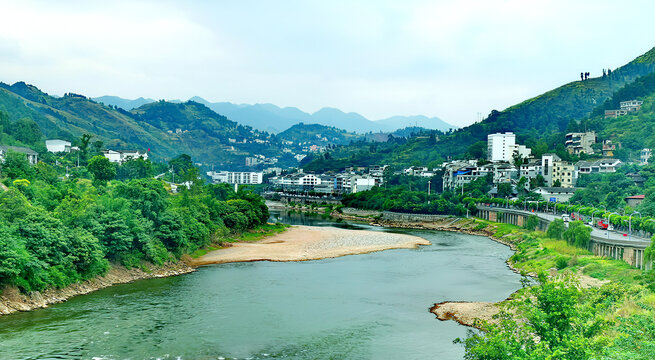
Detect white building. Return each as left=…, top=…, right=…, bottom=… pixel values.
left=487, top=132, right=516, bottom=162
left=620, top=100, right=643, bottom=112
left=102, top=149, right=149, bottom=164
left=207, top=171, right=263, bottom=184
left=641, top=148, right=651, bottom=165
left=565, top=132, right=596, bottom=155
left=45, top=139, right=72, bottom=153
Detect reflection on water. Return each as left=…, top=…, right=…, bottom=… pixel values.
left=0, top=212, right=521, bottom=360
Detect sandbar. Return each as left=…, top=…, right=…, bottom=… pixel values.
left=190, top=225, right=430, bottom=265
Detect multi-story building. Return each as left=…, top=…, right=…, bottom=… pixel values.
left=620, top=100, right=643, bottom=112
left=602, top=140, right=616, bottom=157
left=604, top=109, right=628, bottom=118
left=487, top=132, right=516, bottom=162
left=207, top=171, right=263, bottom=184
left=565, top=131, right=596, bottom=155
left=551, top=161, right=576, bottom=188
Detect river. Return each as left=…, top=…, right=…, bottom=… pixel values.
left=0, top=212, right=521, bottom=359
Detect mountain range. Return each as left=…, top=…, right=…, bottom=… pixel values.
left=93, top=95, right=457, bottom=134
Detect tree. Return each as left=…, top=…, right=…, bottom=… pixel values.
left=87, top=155, right=116, bottom=184
left=1, top=150, right=35, bottom=180
left=553, top=179, right=562, bottom=187
left=497, top=183, right=513, bottom=198
left=547, top=218, right=566, bottom=240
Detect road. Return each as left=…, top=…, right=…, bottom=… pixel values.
left=478, top=205, right=651, bottom=248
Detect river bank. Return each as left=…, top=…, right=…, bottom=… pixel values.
left=0, top=262, right=194, bottom=316
left=190, top=225, right=431, bottom=265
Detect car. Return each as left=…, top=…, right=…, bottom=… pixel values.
left=562, top=214, right=571, bottom=222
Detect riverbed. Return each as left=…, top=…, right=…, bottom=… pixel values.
left=0, top=214, right=521, bottom=359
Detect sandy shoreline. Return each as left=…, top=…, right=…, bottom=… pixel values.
left=190, top=225, right=431, bottom=265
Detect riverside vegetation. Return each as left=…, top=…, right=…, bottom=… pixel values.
left=456, top=219, right=655, bottom=360
left=0, top=145, right=276, bottom=295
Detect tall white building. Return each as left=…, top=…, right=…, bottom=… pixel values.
left=207, top=171, right=263, bottom=184
left=487, top=132, right=516, bottom=162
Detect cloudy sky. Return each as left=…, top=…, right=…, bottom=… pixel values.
left=0, top=0, right=654, bottom=127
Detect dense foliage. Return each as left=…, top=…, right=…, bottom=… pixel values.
left=0, top=150, right=269, bottom=293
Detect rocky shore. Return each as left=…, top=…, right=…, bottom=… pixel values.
left=0, top=262, right=194, bottom=316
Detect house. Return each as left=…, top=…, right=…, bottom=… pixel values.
left=620, top=100, right=643, bottom=112
left=45, top=139, right=72, bottom=153
left=576, top=159, right=622, bottom=174
left=602, top=140, right=615, bottom=157
left=102, top=149, right=149, bottom=164
left=604, top=109, right=628, bottom=118
left=640, top=148, right=651, bottom=165
left=625, top=195, right=645, bottom=208
left=533, top=187, right=579, bottom=202
left=565, top=131, right=596, bottom=155
left=0, top=145, right=38, bottom=165
left=541, top=154, right=575, bottom=187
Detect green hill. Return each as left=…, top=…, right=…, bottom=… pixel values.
left=0, top=82, right=297, bottom=168
left=304, top=46, right=655, bottom=171
left=277, top=123, right=364, bottom=146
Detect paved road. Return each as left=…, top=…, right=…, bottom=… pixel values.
left=478, top=206, right=652, bottom=248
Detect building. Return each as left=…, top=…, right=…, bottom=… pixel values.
left=512, top=144, right=532, bottom=159
left=487, top=132, right=516, bottom=162
left=640, top=148, right=651, bottom=165
left=602, top=140, right=615, bottom=157
left=620, top=100, right=643, bottom=112
left=45, top=139, right=72, bottom=153
left=533, top=187, right=578, bottom=202
left=0, top=145, right=38, bottom=165
left=102, top=149, right=149, bottom=164
left=625, top=195, right=645, bottom=208
left=576, top=159, right=622, bottom=174
left=207, top=171, right=263, bottom=184
left=565, top=131, right=596, bottom=155
left=551, top=161, right=576, bottom=188
left=604, top=109, right=628, bottom=118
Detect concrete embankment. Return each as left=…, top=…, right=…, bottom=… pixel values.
left=0, top=262, right=194, bottom=316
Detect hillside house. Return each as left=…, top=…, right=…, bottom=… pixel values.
left=0, top=145, right=38, bottom=165
left=45, top=139, right=72, bottom=153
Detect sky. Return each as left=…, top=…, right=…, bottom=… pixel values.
left=0, top=0, right=654, bottom=127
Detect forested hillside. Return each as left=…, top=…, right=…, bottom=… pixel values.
left=0, top=82, right=294, bottom=167
left=277, top=123, right=364, bottom=146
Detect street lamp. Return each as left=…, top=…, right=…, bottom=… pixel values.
left=606, top=212, right=620, bottom=239
left=629, top=211, right=641, bottom=241
left=427, top=180, right=431, bottom=204
left=586, top=204, right=596, bottom=225
left=505, top=196, right=510, bottom=209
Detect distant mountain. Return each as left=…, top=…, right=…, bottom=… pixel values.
left=94, top=95, right=154, bottom=110
left=96, top=95, right=457, bottom=134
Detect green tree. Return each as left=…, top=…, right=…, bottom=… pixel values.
left=547, top=218, right=566, bottom=240
left=1, top=150, right=36, bottom=180
left=87, top=155, right=116, bottom=184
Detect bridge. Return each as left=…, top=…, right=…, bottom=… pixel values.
left=476, top=205, right=652, bottom=270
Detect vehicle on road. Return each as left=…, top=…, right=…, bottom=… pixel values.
left=562, top=214, right=571, bottom=222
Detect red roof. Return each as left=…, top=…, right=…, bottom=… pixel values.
left=625, top=195, right=645, bottom=199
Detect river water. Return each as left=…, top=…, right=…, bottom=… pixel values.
left=0, top=213, right=521, bottom=359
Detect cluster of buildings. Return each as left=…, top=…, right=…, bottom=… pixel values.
left=268, top=167, right=385, bottom=195
left=245, top=155, right=278, bottom=167
left=442, top=131, right=628, bottom=201
left=604, top=100, right=643, bottom=118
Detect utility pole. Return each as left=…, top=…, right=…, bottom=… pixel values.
left=427, top=180, right=431, bottom=204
